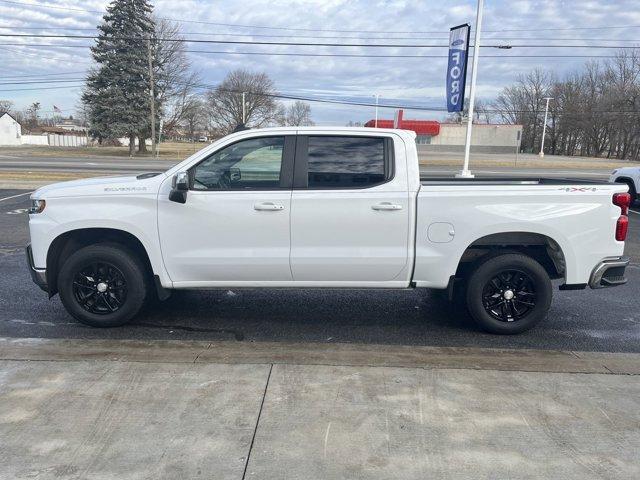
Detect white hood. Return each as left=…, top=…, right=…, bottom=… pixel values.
left=32, top=174, right=165, bottom=199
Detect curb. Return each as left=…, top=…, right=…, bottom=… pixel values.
left=2, top=337, right=639, bottom=375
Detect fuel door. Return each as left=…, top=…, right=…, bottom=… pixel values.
left=428, top=222, right=455, bottom=243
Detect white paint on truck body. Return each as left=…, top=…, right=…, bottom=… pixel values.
left=29, top=127, right=627, bottom=291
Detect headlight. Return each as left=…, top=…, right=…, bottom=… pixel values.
left=611, top=170, right=618, bottom=175
left=28, top=199, right=46, bottom=214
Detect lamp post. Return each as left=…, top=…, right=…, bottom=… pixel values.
left=539, top=96, right=553, bottom=158
left=146, top=39, right=156, bottom=157
left=242, top=92, right=247, bottom=124
left=374, top=94, right=379, bottom=127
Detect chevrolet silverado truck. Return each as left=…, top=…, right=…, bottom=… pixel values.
left=27, top=127, right=631, bottom=334
left=611, top=166, right=640, bottom=205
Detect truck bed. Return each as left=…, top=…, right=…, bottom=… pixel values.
left=420, top=176, right=609, bottom=186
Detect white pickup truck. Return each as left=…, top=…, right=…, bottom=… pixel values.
left=611, top=166, right=640, bottom=205
left=27, top=127, right=631, bottom=334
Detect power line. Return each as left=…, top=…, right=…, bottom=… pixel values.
left=0, top=33, right=638, bottom=50
left=0, top=25, right=636, bottom=43
left=0, top=32, right=466, bottom=47
left=0, top=78, right=84, bottom=85
left=0, top=70, right=86, bottom=79
left=0, top=83, right=84, bottom=92
left=0, top=42, right=625, bottom=59
left=5, top=79, right=640, bottom=119
left=183, top=50, right=623, bottom=59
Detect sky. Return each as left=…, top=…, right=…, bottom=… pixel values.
left=0, top=0, right=639, bottom=125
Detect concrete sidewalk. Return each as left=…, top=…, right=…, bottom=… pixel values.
left=1, top=338, right=640, bottom=480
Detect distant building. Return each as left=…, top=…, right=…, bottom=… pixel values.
left=54, top=119, right=86, bottom=133
left=0, top=112, right=22, bottom=146
left=364, top=118, right=440, bottom=144
left=41, top=126, right=85, bottom=136
left=365, top=117, right=522, bottom=154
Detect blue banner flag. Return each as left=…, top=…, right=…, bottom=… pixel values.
left=446, top=24, right=470, bottom=113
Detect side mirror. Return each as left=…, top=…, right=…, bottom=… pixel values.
left=169, top=171, right=189, bottom=204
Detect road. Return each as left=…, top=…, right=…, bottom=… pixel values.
left=1, top=187, right=639, bottom=352
left=0, top=154, right=176, bottom=174
left=0, top=152, right=621, bottom=179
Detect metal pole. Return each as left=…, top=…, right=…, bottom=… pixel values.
left=539, top=97, right=552, bottom=158
left=457, top=0, right=484, bottom=178
left=374, top=94, right=379, bottom=127
left=157, top=119, right=163, bottom=158
left=242, top=92, right=246, bottom=124
left=146, top=39, right=156, bottom=157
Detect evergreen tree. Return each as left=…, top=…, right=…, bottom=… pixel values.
left=82, top=0, right=155, bottom=155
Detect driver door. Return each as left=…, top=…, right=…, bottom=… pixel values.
left=158, top=135, right=295, bottom=285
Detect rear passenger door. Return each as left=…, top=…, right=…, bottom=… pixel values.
left=290, top=134, right=410, bottom=284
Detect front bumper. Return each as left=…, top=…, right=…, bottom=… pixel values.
left=26, top=244, right=48, bottom=293
left=589, top=256, right=630, bottom=289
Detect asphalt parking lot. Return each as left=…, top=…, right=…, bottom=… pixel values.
left=1, top=188, right=639, bottom=352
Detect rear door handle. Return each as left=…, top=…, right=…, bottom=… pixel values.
left=372, top=202, right=403, bottom=211
left=254, top=202, right=285, bottom=211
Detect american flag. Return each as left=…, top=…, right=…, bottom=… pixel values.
left=53, top=105, right=62, bottom=113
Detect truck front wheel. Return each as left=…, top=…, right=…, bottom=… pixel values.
left=465, top=253, right=552, bottom=334
left=58, top=244, right=148, bottom=327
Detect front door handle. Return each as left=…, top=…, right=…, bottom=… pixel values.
left=372, top=202, right=403, bottom=211
left=254, top=202, right=285, bottom=211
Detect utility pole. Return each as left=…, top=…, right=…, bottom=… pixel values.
left=146, top=39, right=156, bottom=157
left=374, top=94, right=379, bottom=127
left=457, top=0, right=484, bottom=178
left=539, top=97, right=553, bottom=158
left=242, top=92, right=246, bottom=124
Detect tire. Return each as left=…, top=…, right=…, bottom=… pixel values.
left=465, top=253, right=552, bottom=334
left=58, top=243, right=148, bottom=327
left=618, top=180, right=637, bottom=206
left=627, top=182, right=638, bottom=206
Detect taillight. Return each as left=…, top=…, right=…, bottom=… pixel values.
left=616, top=215, right=629, bottom=241
left=613, top=192, right=631, bottom=215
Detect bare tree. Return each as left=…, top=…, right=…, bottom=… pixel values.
left=25, top=101, right=41, bottom=130
left=0, top=100, right=13, bottom=115
left=492, top=69, right=552, bottom=153
left=493, top=51, right=640, bottom=159
left=278, top=100, right=314, bottom=126
left=446, top=98, right=492, bottom=124
left=205, top=69, right=280, bottom=133
left=147, top=18, right=202, bottom=149
left=179, top=96, right=206, bottom=140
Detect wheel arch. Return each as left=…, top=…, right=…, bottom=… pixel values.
left=454, top=231, right=567, bottom=281
left=614, top=176, right=636, bottom=194
left=46, top=228, right=155, bottom=297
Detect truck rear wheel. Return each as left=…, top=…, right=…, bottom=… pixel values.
left=465, top=253, right=552, bottom=334
left=58, top=244, right=148, bottom=327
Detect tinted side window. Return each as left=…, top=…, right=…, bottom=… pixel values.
left=307, top=136, right=387, bottom=189
left=192, top=136, right=284, bottom=190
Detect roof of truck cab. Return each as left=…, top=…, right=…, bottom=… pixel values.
left=239, top=126, right=417, bottom=139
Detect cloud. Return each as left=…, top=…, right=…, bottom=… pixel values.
left=0, top=0, right=636, bottom=123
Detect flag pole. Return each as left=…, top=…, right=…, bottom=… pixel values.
left=457, top=0, right=484, bottom=178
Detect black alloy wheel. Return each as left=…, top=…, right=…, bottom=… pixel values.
left=72, top=261, right=127, bottom=315
left=465, top=253, right=552, bottom=334
left=481, top=269, right=537, bottom=323
left=58, top=243, right=148, bottom=327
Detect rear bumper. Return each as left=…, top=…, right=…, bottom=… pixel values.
left=589, top=256, right=630, bottom=289
left=26, top=244, right=48, bottom=293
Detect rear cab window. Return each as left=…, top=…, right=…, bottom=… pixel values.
left=295, top=135, right=393, bottom=189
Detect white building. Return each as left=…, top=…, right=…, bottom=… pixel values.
left=425, top=123, right=523, bottom=154
left=0, top=112, right=22, bottom=146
